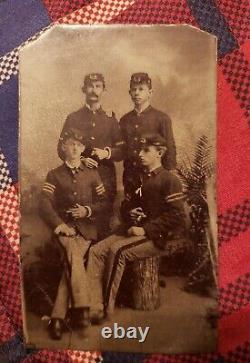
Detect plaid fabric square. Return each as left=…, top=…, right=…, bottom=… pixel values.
left=0, top=334, right=27, bottom=363
left=43, top=0, right=92, bottom=21
left=22, top=350, right=71, bottom=363
left=0, top=151, right=12, bottom=191
left=0, top=234, right=22, bottom=329
left=218, top=199, right=250, bottom=244
left=217, top=0, right=250, bottom=45
left=219, top=273, right=250, bottom=316
left=219, top=49, right=250, bottom=122
left=0, top=50, right=19, bottom=85
left=111, top=0, right=196, bottom=25
left=143, top=353, right=214, bottom=363
left=103, top=352, right=147, bottom=363
left=223, top=341, right=250, bottom=363
left=0, top=303, right=16, bottom=343
left=59, top=0, right=136, bottom=24
left=0, top=185, right=19, bottom=253
left=68, top=350, right=103, bottom=362
left=187, top=0, right=238, bottom=57
left=0, top=26, right=52, bottom=87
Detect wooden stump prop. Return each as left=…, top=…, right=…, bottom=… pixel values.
left=131, top=256, right=160, bottom=311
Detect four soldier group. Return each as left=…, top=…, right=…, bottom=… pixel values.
left=40, top=72, right=187, bottom=340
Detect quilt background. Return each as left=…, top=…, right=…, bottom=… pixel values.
left=0, top=0, right=249, bottom=362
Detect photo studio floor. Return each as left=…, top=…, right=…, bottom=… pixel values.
left=25, top=276, right=217, bottom=354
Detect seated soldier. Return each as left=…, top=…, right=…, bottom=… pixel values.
left=39, top=128, right=107, bottom=340
left=87, top=134, right=187, bottom=324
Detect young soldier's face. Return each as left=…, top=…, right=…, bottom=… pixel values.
left=84, top=81, right=104, bottom=103
left=139, top=145, right=162, bottom=167
left=129, top=83, right=152, bottom=107
left=62, top=138, right=85, bottom=161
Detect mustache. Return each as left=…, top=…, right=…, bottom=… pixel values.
left=89, top=93, right=98, bottom=98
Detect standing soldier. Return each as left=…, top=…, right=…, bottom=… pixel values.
left=58, top=73, right=124, bottom=238
left=40, top=128, right=107, bottom=340
left=120, top=72, right=176, bottom=196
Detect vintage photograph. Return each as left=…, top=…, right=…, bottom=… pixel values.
left=19, top=24, right=218, bottom=353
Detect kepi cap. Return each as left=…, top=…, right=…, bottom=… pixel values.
left=140, top=133, right=167, bottom=148
left=58, top=128, right=87, bottom=160
left=83, top=73, right=105, bottom=89
left=130, top=72, right=152, bottom=89
left=59, top=128, right=86, bottom=145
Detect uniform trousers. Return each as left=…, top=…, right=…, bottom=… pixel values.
left=51, top=236, right=91, bottom=320
left=87, top=234, right=165, bottom=314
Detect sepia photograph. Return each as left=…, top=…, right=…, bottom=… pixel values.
left=19, top=24, right=218, bottom=354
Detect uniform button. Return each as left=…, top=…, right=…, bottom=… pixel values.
left=133, top=161, right=137, bottom=166
left=92, top=123, right=96, bottom=127
left=134, top=137, right=138, bottom=141
left=73, top=179, right=76, bottom=183
left=73, top=191, right=77, bottom=196
left=91, top=136, right=95, bottom=140
left=135, top=125, right=139, bottom=128
left=134, top=150, right=138, bottom=154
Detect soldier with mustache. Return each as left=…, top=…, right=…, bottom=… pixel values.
left=58, top=73, right=124, bottom=238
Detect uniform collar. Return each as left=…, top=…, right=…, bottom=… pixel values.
left=134, top=104, right=152, bottom=116
left=85, top=103, right=103, bottom=114
left=64, top=160, right=85, bottom=171
left=143, top=166, right=164, bottom=177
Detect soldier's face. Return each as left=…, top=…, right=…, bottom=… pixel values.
left=62, top=139, right=85, bottom=161
left=84, top=81, right=104, bottom=103
left=139, top=146, right=162, bottom=167
left=129, top=84, right=152, bottom=106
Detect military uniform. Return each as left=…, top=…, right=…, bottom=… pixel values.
left=40, top=129, right=107, bottom=321
left=120, top=73, right=176, bottom=194
left=87, top=135, right=187, bottom=314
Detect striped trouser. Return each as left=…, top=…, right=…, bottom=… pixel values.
left=51, top=236, right=91, bottom=320
left=87, top=234, right=163, bottom=314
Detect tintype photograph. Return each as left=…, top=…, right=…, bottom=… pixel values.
left=19, top=24, right=218, bottom=353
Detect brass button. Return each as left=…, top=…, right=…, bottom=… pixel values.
left=133, top=161, right=137, bottom=166
left=91, top=136, right=95, bottom=140
left=92, top=123, right=96, bottom=127
left=135, top=125, right=139, bottom=128
left=73, top=191, right=77, bottom=196
left=73, top=180, right=76, bottom=183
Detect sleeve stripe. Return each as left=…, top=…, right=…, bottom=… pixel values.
left=42, top=187, right=54, bottom=194
left=165, top=192, right=183, bottom=201
left=96, top=184, right=104, bottom=190
left=96, top=189, right=105, bottom=194
left=96, top=189, right=105, bottom=195
left=166, top=195, right=185, bottom=203
left=115, top=141, right=125, bottom=146
left=44, top=182, right=55, bottom=189
left=43, top=184, right=55, bottom=191
left=84, top=206, right=92, bottom=218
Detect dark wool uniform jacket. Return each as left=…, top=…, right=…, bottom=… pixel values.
left=39, top=163, right=107, bottom=241
left=120, top=106, right=177, bottom=172
left=120, top=167, right=187, bottom=249
left=58, top=105, right=124, bottom=201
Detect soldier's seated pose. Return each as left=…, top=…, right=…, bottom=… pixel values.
left=87, top=134, right=187, bottom=324
left=40, top=128, right=107, bottom=340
